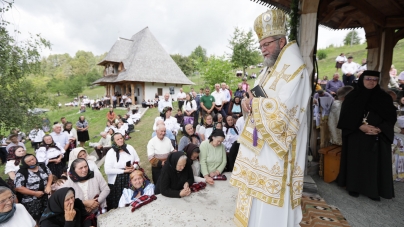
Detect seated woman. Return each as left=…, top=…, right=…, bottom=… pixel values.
left=213, top=113, right=223, bottom=124
left=63, top=159, right=110, bottom=215
left=118, top=170, right=155, bottom=207
left=36, top=135, right=65, bottom=178
left=68, top=147, right=99, bottom=174
left=198, top=115, right=214, bottom=141
left=184, top=144, right=211, bottom=184
left=104, top=133, right=140, bottom=210
left=228, top=96, right=243, bottom=118
left=5, top=146, right=26, bottom=188
left=199, top=130, right=227, bottom=184
left=156, top=152, right=194, bottom=198
left=40, top=187, right=91, bottom=227
left=0, top=186, right=36, bottom=227
left=178, top=124, right=201, bottom=151
left=15, top=154, right=52, bottom=224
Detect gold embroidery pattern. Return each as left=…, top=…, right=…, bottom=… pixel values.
left=230, top=152, right=289, bottom=207
left=268, top=64, right=292, bottom=90
left=253, top=97, right=301, bottom=159
left=234, top=188, right=252, bottom=227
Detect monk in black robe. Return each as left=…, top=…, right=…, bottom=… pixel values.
left=337, top=70, right=396, bottom=201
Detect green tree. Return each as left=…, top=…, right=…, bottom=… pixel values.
left=0, top=1, right=54, bottom=132
left=190, top=45, right=207, bottom=63
left=171, top=54, right=195, bottom=76
left=61, top=76, right=85, bottom=97
left=228, top=27, right=259, bottom=75
left=343, top=30, right=361, bottom=46
left=198, top=55, right=235, bottom=89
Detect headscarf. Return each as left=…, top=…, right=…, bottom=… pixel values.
left=7, top=146, right=24, bottom=166
left=68, top=159, right=94, bottom=183
left=213, top=122, right=222, bottom=131
left=111, top=133, right=130, bottom=161
left=224, top=118, right=239, bottom=135
left=167, top=152, right=187, bottom=173
left=185, top=95, right=194, bottom=109
left=129, top=171, right=151, bottom=199
left=208, top=129, right=226, bottom=142
left=183, top=143, right=199, bottom=164
left=39, top=136, right=61, bottom=151
left=68, top=147, right=97, bottom=168
left=64, top=122, right=72, bottom=134
left=338, top=70, right=397, bottom=142
left=19, top=154, right=39, bottom=170
left=78, top=116, right=85, bottom=123
left=0, top=203, right=16, bottom=223
left=161, top=106, right=172, bottom=121
left=40, top=187, right=87, bottom=227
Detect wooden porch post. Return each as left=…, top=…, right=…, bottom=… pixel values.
left=299, top=0, right=320, bottom=175
left=379, top=28, right=395, bottom=89
left=131, top=83, right=135, bottom=105
left=105, top=85, right=108, bottom=96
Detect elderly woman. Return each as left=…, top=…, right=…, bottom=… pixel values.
left=15, top=154, right=52, bottom=223
left=0, top=186, right=36, bottom=226
left=63, top=159, right=110, bottom=215
left=198, top=114, right=214, bottom=141
left=40, top=187, right=91, bottom=227
left=36, top=135, right=65, bottom=178
left=104, top=133, right=140, bottom=210
left=222, top=116, right=239, bottom=153
left=5, top=146, right=26, bottom=187
left=76, top=116, right=89, bottom=148
left=337, top=70, right=397, bottom=201
left=156, top=152, right=194, bottom=198
left=228, top=96, right=242, bottom=118
left=178, top=124, right=201, bottom=151
left=118, top=170, right=155, bottom=207
left=199, top=129, right=227, bottom=184
left=68, top=147, right=99, bottom=174
left=184, top=144, right=210, bottom=184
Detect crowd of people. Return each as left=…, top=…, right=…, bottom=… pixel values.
left=0, top=78, right=250, bottom=226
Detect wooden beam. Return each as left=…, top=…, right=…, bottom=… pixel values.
left=385, top=16, right=404, bottom=28
left=323, top=8, right=336, bottom=23
left=348, top=0, right=384, bottom=27
left=338, top=17, right=352, bottom=29
left=385, top=0, right=404, bottom=13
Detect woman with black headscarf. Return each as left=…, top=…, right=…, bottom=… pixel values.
left=40, top=187, right=91, bottom=227
left=337, top=70, right=397, bottom=201
left=155, top=152, right=194, bottom=198
left=178, top=123, right=201, bottom=151
left=63, top=159, right=110, bottom=215
left=184, top=143, right=210, bottom=184
left=36, top=135, right=65, bottom=178
left=104, top=133, right=140, bottom=210
left=14, top=154, right=52, bottom=223
left=76, top=116, right=89, bottom=148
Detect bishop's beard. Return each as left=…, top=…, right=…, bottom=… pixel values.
left=263, top=43, right=281, bottom=68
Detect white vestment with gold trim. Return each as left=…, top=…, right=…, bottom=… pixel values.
left=230, top=41, right=311, bottom=227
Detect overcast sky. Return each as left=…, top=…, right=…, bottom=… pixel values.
left=5, top=0, right=365, bottom=57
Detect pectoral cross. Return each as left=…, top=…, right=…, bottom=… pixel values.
left=269, top=64, right=292, bottom=90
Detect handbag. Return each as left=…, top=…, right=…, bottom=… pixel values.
left=183, top=116, right=194, bottom=125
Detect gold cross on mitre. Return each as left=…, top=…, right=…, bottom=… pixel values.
left=269, top=64, right=292, bottom=90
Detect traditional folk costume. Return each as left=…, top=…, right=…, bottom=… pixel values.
left=230, top=9, right=311, bottom=227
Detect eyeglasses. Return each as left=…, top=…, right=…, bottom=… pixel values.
left=0, top=195, right=15, bottom=205
left=364, top=78, right=379, bottom=82
left=258, top=38, right=281, bottom=50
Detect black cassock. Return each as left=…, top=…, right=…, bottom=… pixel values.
left=337, top=74, right=396, bottom=199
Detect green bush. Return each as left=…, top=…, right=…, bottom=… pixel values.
left=317, top=50, right=327, bottom=60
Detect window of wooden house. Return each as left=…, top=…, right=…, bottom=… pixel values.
left=157, top=88, right=163, bottom=96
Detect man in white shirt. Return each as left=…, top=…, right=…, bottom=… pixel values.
left=221, top=83, right=231, bottom=117
left=147, top=124, right=175, bottom=183
left=158, top=93, right=173, bottom=113
left=50, top=124, right=69, bottom=151
left=341, top=56, right=358, bottom=86
left=95, top=132, right=112, bottom=160
left=177, top=88, right=187, bottom=110
left=211, top=84, right=226, bottom=117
